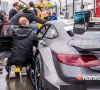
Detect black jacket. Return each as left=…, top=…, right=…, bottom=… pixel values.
left=7, top=26, right=38, bottom=66
left=10, top=9, right=46, bottom=25
left=9, top=8, right=18, bottom=19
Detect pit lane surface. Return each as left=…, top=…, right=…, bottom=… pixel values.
left=0, top=59, right=34, bottom=90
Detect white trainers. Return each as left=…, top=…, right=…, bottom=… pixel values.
left=9, top=65, right=16, bottom=78
left=8, top=66, right=27, bottom=79
left=21, top=67, right=27, bottom=76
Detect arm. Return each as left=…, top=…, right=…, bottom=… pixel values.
left=32, top=33, right=39, bottom=47
left=36, top=8, right=42, bottom=18
left=30, top=14, right=47, bottom=24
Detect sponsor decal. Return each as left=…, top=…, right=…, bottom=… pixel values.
left=75, top=24, right=85, bottom=29
left=83, top=76, right=100, bottom=80
left=75, top=23, right=87, bottom=30
left=76, top=74, right=100, bottom=80
left=76, top=74, right=84, bottom=80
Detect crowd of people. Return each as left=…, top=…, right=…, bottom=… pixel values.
left=0, top=1, right=59, bottom=77
left=0, top=1, right=59, bottom=34
left=0, top=0, right=66, bottom=77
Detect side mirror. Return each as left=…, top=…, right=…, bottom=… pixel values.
left=39, top=40, right=47, bottom=47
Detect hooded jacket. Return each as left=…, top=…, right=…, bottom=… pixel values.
left=7, top=26, right=38, bottom=66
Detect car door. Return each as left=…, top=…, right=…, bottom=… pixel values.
left=37, top=23, right=58, bottom=47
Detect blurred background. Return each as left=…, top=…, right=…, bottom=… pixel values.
left=0, top=0, right=96, bottom=19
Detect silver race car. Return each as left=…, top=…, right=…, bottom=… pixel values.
left=28, top=19, right=100, bottom=90
left=0, top=11, right=100, bottom=90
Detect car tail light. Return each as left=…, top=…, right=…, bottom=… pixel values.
left=56, top=54, right=100, bottom=67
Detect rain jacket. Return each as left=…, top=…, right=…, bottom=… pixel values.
left=7, top=26, right=38, bottom=67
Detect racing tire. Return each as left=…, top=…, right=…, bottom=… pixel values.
left=34, top=53, right=45, bottom=90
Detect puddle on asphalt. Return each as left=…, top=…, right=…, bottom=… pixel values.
left=0, top=67, right=34, bottom=90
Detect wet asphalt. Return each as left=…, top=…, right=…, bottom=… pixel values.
left=0, top=60, right=34, bottom=90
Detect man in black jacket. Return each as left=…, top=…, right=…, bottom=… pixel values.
left=6, top=17, right=39, bottom=76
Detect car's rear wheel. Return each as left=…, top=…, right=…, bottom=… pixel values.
left=34, top=53, right=44, bottom=90
left=27, top=65, right=35, bottom=86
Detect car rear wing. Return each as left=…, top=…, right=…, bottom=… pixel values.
left=72, top=45, right=100, bottom=52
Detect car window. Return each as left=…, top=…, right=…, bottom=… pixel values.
left=45, top=25, right=58, bottom=39
left=37, top=25, right=58, bottom=39
left=37, top=25, right=48, bottom=39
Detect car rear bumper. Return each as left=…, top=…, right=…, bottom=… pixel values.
left=44, top=80, right=100, bottom=90
left=43, top=72, right=100, bottom=90
left=60, top=85, right=100, bottom=90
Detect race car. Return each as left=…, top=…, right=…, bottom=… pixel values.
left=27, top=19, right=100, bottom=90
left=0, top=11, right=100, bottom=90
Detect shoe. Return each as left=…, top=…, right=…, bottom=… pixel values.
left=21, top=67, right=27, bottom=76
left=5, top=65, right=10, bottom=73
left=9, top=65, right=16, bottom=78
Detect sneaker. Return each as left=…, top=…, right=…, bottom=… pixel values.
left=5, top=65, right=10, bottom=73
left=21, top=67, right=27, bottom=76
left=9, top=65, right=16, bottom=78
